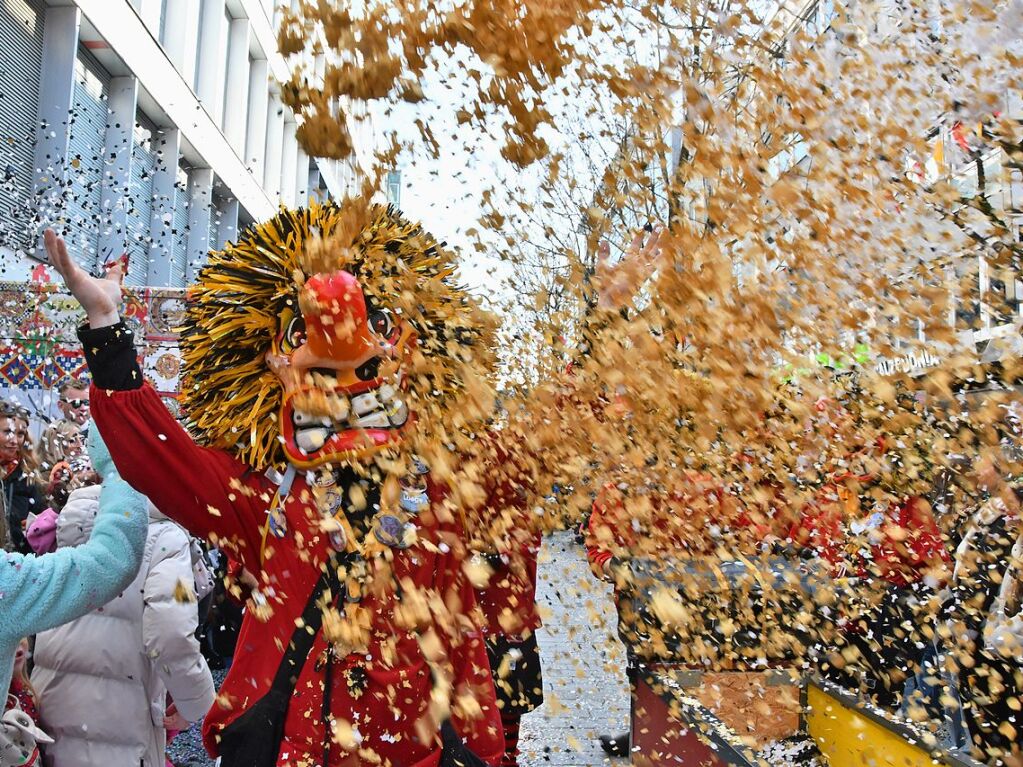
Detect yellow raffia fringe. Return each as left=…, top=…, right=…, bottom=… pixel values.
left=179, top=201, right=495, bottom=470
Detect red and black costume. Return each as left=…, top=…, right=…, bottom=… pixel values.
left=465, top=440, right=543, bottom=767
left=79, top=321, right=503, bottom=766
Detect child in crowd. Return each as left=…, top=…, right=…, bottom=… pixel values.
left=3, top=640, right=47, bottom=767
left=0, top=428, right=147, bottom=767
left=25, top=458, right=100, bottom=556
left=37, top=422, right=85, bottom=478
left=32, top=460, right=215, bottom=767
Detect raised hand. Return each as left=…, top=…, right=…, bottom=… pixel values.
left=44, top=229, right=124, bottom=328
left=593, top=226, right=665, bottom=310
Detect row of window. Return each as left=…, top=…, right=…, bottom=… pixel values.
left=61, top=49, right=222, bottom=287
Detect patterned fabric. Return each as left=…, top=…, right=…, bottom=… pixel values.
left=0, top=279, right=184, bottom=401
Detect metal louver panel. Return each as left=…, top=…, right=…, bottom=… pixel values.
left=66, top=49, right=111, bottom=272
left=0, top=0, right=45, bottom=255
left=170, top=166, right=188, bottom=288
left=208, top=193, right=219, bottom=253
left=125, top=113, right=157, bottom=287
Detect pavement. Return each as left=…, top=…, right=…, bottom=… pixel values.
left=168, top=531, right=630, bottom=767
left=518, top=531, right=632, bottom=766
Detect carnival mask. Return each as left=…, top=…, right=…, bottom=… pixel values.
left=268, top=269, right=418, bottom=467
left=180, top=203, right=494, bottom=472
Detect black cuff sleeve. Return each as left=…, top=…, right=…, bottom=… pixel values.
left=77, top=321, right=144, bottom=391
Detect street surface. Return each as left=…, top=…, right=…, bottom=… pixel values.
left=519, top=531, right=631, bottom=766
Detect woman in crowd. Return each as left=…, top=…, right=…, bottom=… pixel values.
left=36, top=421, right=85, bottom=479
left=0, top=401, right=45, bottom=555
left=0, top=428, right=148, bottom=766
left=32, top=456, right=216, bottom=767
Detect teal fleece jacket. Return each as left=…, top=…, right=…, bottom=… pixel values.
left=0, top=426, right=147, bottom=693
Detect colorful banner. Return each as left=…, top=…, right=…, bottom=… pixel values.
left=0, top=271, right=185, bottom=407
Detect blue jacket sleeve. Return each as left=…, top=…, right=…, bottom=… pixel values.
left=0, top=472, right=148, bottom=644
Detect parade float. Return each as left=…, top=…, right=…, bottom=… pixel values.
left=621, top=558, right=985, bottom=767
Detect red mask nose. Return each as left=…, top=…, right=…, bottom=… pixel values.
left=298, top=270, right=379, bottom=363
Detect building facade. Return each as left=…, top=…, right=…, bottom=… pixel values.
left=0, top=0, right=385, bottom=423
left=0, top=0, right=373, bottom=290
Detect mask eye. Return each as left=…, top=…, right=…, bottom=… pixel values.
left=368, top=309, right=395, bottom=340
left=282, top=314, right=306, bottom=353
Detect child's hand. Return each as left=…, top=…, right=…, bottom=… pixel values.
left=162, top=703, right=189, bottom=732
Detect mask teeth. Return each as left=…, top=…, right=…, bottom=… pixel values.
left=309, top=370, right=339, bottom=390
left=295, top=427, right=330, bottom=453
left=292, top=389, right=334, bottom=418
left=327, top=393, right=350, bottom=421
left=351, top=391, right=383, bottom=417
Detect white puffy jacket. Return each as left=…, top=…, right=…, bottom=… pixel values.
left=31, top=485, right=215, bottom=767
left=985, top=534, right=1023, bottom=656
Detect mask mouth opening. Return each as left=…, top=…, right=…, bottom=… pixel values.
left=285, top=372, right=411, bottom=457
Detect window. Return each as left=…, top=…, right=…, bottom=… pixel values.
left=158, top=0, right=170, bottom=45
left=386, top=170, right=401, bottom=206
left=954, top=257, right=983, bottom=332
left=65, top=50, right=111, bottom=271
left=0, top=0, right=44, bottom=254
left=126, top=115, right=158, bottom=287
left=170, top=165, right=190, bottom=288
left=219, top=6, right=231, bottom=127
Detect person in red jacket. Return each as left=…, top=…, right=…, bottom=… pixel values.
left=44, top=205, right=506, bottom=767
left=586, top=471, right=749, bottom=574
left=455, top=433, right=543, bottom=767
left=848, top=494, right=951, bottom=708
left=584, top=471, right=747, bottom=757
left=474, top=524, right=543, bottom=767
left=803, top=458, right=951, bottom=707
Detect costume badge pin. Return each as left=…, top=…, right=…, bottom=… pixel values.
left=323, top=487, right=345, bottom=516
left=268, top=507, right=288, bottom=538
left=400, top=485, right=429, bottom=514
left=374, top=513, right=414, bottom=549
left=312, top=471, right=338, bottom=488
left=327, top=524, right=347, bottom=552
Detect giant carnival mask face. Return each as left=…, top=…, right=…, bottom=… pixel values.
left=267, top=268, right=418, bottom=466
left=179, top=202, right=494, bottom=472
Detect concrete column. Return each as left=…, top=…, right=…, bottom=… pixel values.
left=146, top=129, right=181, bottom=286
left=294, top=147, right=308, bottom=207
left=195, top=0, right=226, bottom=122
left=163, top=0, right=201, bottom=85
left=31, top=5, right=80, bottom=231
left=263, top=95, right=285, bottom=198
left=138, top=0, right=162, bottom=33
left=280, top=123, right=299, bottom=208
left=185, top=167, right=214, bottom=283
left=98, top=77, right=139, bottom=268
left=216, top=197, right=240, bottom=248
left=244, top=58, right=270, bottom=177
left=223, top=18, right=250, bottom=147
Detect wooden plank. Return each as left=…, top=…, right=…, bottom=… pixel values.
left=688, top=670, right=801, bottom=747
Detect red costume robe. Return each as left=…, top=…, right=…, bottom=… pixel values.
left=80, top=322, right=504, bottom=767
